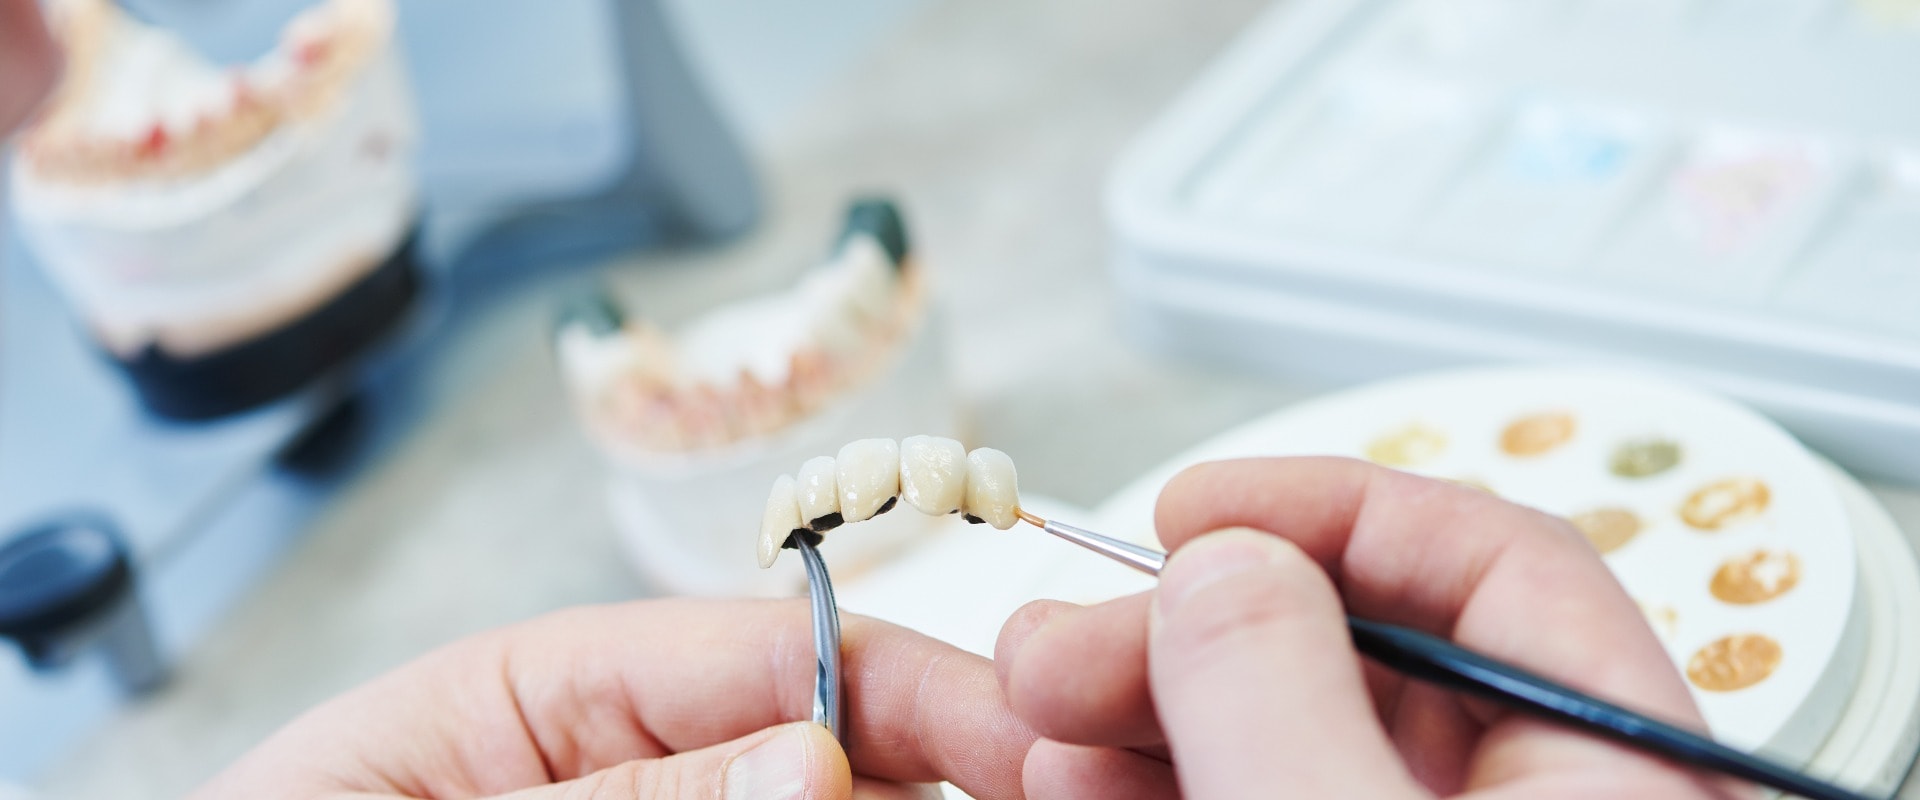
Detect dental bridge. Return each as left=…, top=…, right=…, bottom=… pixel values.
left=761, top=434, right=1024, bottom=746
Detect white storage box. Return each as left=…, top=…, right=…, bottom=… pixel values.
left=1107, top=0, right=1920, bottom=484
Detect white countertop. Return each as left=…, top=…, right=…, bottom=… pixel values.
left=33, top=0, right=1920, bottom=796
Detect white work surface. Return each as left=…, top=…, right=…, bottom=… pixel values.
left=30, top=0, right=1920, bottom=796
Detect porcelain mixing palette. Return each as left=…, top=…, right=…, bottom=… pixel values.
left=1089, top=367, right=1868, bottom=764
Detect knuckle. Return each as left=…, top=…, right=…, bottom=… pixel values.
left=596, top=757, right=678, bottom=800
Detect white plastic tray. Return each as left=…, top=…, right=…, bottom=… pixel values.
left=1107, top=0, right=1920, bottom=485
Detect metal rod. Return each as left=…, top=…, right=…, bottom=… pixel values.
left=1024, top=512, right=1166, bottom=575
left=794, top=536, right=845, bottom=743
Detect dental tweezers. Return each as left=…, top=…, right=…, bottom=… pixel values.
left=1015, top=510, right=1880, bottom=800
left=795, top=536, right=845, bottom=743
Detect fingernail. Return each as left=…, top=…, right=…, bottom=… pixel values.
left=1157, top=528, right=1287, bottom=616
left=726, top=725, right=812, bottom=800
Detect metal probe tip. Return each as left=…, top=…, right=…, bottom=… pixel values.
left=1015, top=508, right=1166, bottom=575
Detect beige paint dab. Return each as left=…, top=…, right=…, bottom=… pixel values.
left=1365, top=423, right=1448, bottom=467
left=1570, top=507, right=1643, bottom=555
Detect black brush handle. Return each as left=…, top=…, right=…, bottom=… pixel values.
left=1035, top=518, right=1876, bottom=798
left=1346, top=617, right=1880, bottom=800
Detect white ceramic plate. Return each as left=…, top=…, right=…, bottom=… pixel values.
left=1801, top=460, right=1920, bottom=796
left=1088, top=367, right=1863, bottom=759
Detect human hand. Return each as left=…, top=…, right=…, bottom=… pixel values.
left=0, top=0, right=60, bottom=136
left=195, top=598, right=1034, bottom=800
left=998, top=457, right=1752, bottom=799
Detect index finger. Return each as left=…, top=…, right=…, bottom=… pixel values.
left=206, top=599, right=1032, bottom=800
left=1153, top=456, right=1701, bottom=727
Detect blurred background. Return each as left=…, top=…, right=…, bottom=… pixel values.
left=0, top=0, right=1290, bottom=794
left=4, top=0, right=1920, bottom=796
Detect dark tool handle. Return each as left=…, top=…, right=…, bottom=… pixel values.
left=1346, top=617, right=1880, bottom=800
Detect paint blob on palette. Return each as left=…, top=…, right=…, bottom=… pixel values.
left=1166, top=368, right=1864, bottom=756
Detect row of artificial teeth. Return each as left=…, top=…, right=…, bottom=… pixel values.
left=567, top=238, right=916, bottom=455
left=19, top=0, right=381, bottom=185
left=758, top=436, right=1019, bottom=568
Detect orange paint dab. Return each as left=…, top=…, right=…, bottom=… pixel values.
left=1499, top=411, right=1577, bottom=457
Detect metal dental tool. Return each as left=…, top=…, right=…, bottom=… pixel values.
left=794, top=536, right=845, bottom=744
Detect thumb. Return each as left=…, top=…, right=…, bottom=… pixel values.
left=487, top=721, right=851, bottom=800
left=1149, top=528, right=1423, bottom=799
